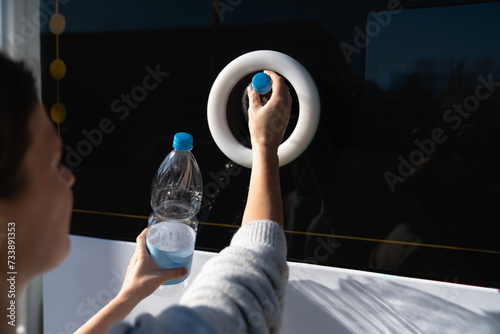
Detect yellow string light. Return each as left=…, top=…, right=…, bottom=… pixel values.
left=48, top=1, right=66, bottom=136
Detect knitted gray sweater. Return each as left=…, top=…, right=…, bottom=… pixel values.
left=109, top=220, right=289, bottom=334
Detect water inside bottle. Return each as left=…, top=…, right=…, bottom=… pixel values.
left=147, top=220, right=196, bottom=287
left=148, top=220, right=196, bottom=251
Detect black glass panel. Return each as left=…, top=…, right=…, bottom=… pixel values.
left=40, top=0, right=500, bottom=289
left=365, top=2, right=500, bottom=111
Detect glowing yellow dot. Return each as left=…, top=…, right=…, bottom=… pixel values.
left=49, top=13, right=66, bottom=35
left=50, top=59, right=66, bottom=80
left=50, top=103, right=67, bottom=124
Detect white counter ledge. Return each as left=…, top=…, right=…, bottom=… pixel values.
left=43, top=235, right=500, bottom=334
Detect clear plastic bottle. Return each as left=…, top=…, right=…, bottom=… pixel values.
left=147, top=132, right=203, bottom=290
left=150, top=132, right=203, bottom=217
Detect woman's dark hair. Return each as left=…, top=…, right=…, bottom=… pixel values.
left=0, top=53, right=38, bottom=199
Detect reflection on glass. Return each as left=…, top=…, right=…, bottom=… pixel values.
left=365, top=2, right=500, bottom=110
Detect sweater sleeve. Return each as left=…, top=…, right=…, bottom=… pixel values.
left=109, top=220, right=289, bottom=334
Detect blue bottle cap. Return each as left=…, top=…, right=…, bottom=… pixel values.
left=173, top=132, right=193, bottom=151
left=252, top=72, right=272, bottom=94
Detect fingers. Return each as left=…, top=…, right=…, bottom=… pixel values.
left=248, top=70, right=285, bottom=107
left=136, top=228, right=148, bottom=251
left=262, top=70, right=292, bottom=107
left=161, top=267, right=188, bottom=281
left=136, top=228, right=147, bottom=242
left=136, top=227, right=187, bottom=281
left=263, top=70, right=284, bottom=94
left=247, top=85, right=262, bottom=110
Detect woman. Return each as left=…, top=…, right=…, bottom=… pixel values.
left=0, top=53, right=291, bottom=333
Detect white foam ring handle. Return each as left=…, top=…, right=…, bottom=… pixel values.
left=207, top=50, right=321, bottom=168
